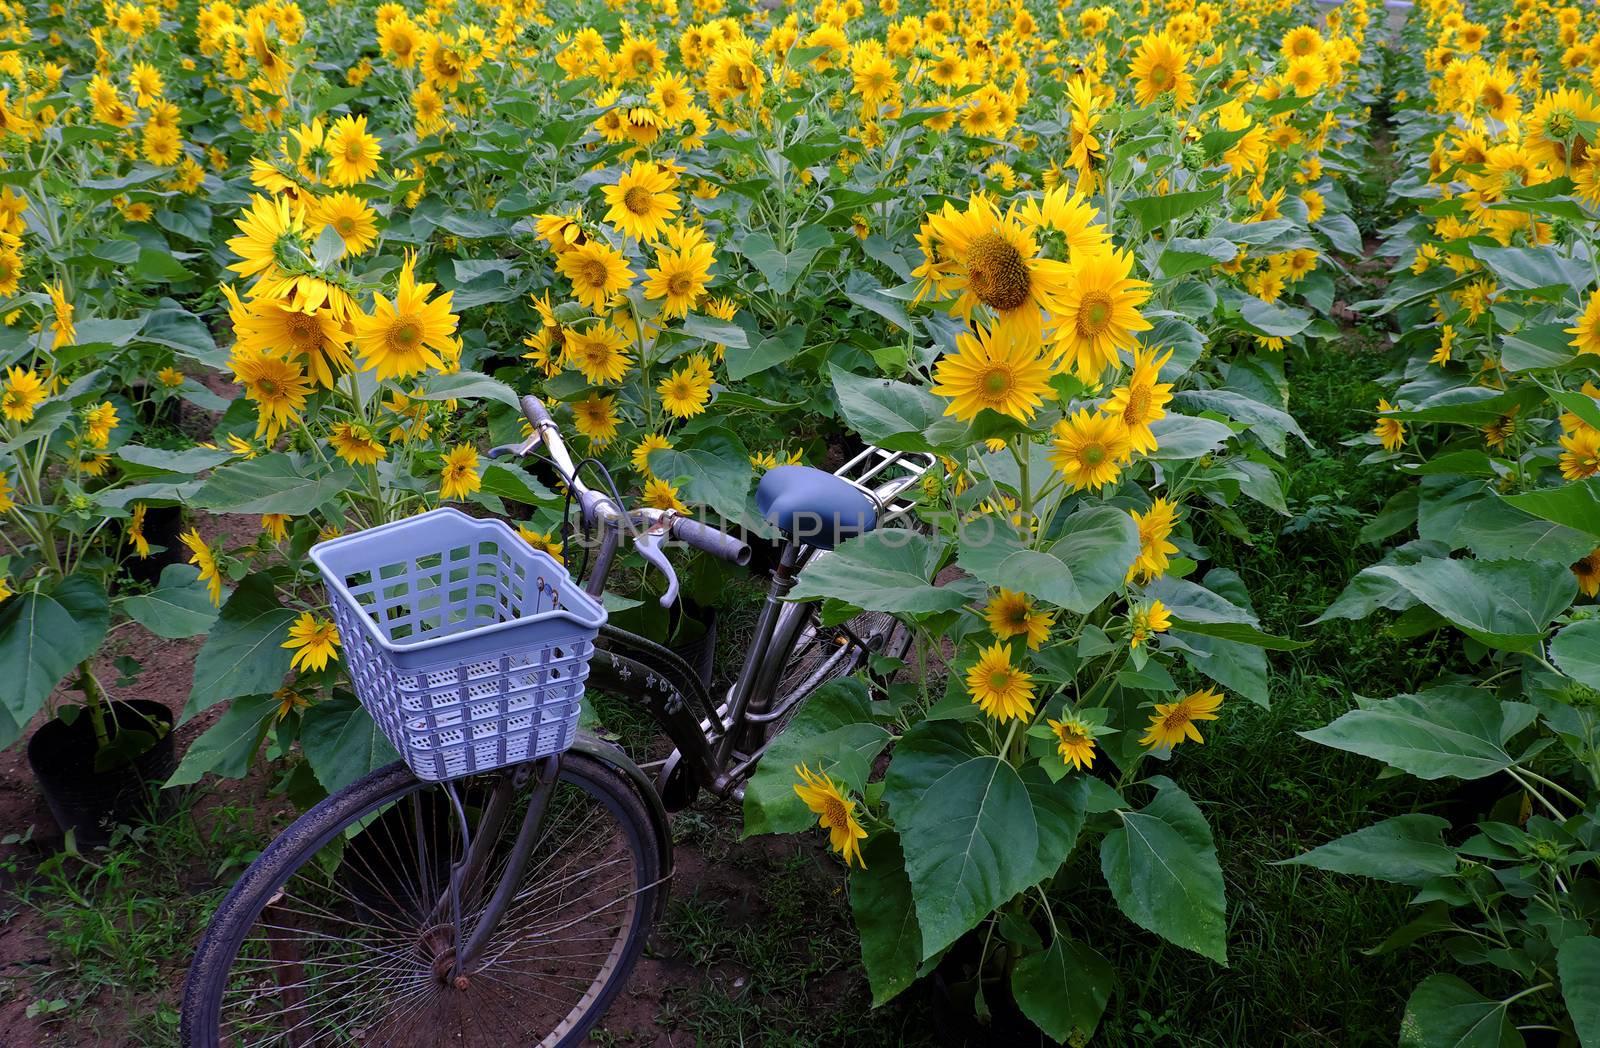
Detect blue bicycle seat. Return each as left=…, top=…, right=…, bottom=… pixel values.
left=755, top=465, right=878, bottom=550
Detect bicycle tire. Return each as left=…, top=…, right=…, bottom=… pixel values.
left=181, top=752, right=662, bottom=1048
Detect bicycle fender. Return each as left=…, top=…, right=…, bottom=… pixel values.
left=567, top=729, right=674, bottom=916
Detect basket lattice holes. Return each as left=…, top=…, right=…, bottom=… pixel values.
left=320, top=517, right=602, bottom=780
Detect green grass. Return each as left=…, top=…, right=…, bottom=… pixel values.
left=6, top=792, right=275, bottom=1045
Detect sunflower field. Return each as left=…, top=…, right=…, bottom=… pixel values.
left=3, top=0, right=1600, bottom=1039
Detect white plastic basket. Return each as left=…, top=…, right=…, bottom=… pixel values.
left=309, top=508, right=606, bottom=782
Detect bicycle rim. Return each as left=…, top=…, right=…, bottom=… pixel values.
left=183, top=756, right=658, bottom=1048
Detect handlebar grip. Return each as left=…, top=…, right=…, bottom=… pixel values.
left=672, top=517, right=752, bottom=566
left=521, top=394, right=554, bottom=428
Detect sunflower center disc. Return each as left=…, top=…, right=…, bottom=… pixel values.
left=965, top=232, right=1031, bottom=312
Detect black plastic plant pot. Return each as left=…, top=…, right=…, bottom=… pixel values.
left=26, top=698, right=177, bottom=847
left=122, top=504, right=187, bottom=588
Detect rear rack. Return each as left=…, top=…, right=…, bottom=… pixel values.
left=833, top=445, right=937, bottom=524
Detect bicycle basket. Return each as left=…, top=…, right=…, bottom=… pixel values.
left=309, top=508, right=606, bottom=782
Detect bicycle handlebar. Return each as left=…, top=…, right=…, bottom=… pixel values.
left=516, top=394, right=751, bottom=567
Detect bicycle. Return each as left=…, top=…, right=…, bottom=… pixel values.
left=180, top=394, right=933, bottom=1047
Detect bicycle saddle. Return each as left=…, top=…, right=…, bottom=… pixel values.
left=755, top=465, right=878, bottom=550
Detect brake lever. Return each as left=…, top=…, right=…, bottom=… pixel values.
left=486, top=436, right=540, bottom=460
left=633, top=519, right=679, bottom=608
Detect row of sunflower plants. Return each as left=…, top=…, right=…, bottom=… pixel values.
left=1282, top=1, right=1600, bottom=1044
left=733, top=2, right=1382, bottom=1041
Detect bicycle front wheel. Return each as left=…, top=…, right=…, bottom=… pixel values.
left=181, top=751, right=662, bottom=1048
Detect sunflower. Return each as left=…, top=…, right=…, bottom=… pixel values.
left=1573, top=548, right=1600, bottom=598
left=142, top=124, right=182, bottom=165
left=310, top=192, right=378, bottom=256
left=1129, top=599, right=1172, bottom=650
left=920, top=193, right=1071, bottom=339
left=1568, top=293, right=1600, bottom=356
left=557, top=240, right=633, bottom=311
left=1130, top=31, right=1195, bottom=109
left=260, top=513, right=290, bottom=543
left=129, top=61, right=164, bottom=106
left=0, top=248, right=23, bottom=296
left=180, top=528, right=225, bottom=606
left=328, top=420, right=387, bottom=465
left=1053, top=246, right=1152, bottom=379
left=643, top=242, right=714, bottom=319
left=1140, top=687, right=1224, bottom=749
left=1284, top=54, right=1325, bottom=96
left=2, top=366, right=45, bottom=422
left=643, top=477, right=689, bottom=513
left=379, top=14, right=421, bottom=66
left=438, top=443, right=481, bottom=501
left=650, top=72, right=694, bottom=124
left=47, top=281, right=75, bottom=349
left=657, top=363, right=712, bottom=418
left=325, top=114, right=382, bottom=187
left=226, top=285, right=352, bottom=389
left=602, top=162, right=680, bottom=243
left=1128, top=497, right=1181, bottom=582
left=1374, top=398, right=1406, bottom=452
left=1050, top=409, right=1132, bottom=491
left=562, top=322, right=633, bottom=384
left=1560, top=428, right=1600, bottom=481
left=226, top=194, right=309, bottom=292
left=352, top=253, right=459, bottom=382
left=1101, top=346, right=1174, bottom=455
left=965, top=641, right=1035, bottom=722
left=1281, top=25, right=1324, bottom=59
left=632, top=433, right=673, bottom=476
left=127, top=504, right=149, bottom=558
left=518, top=525, right=564, bottom=563
left=1016, top=186, right=1110, bottom=254
left=230, top=347, right=313, bottom=440
left=983, top=588, right=1055, bottom=650
left=1048, top=716, right=1097, bottom=772
left=929, top=322, right=1052, bottom=423
left=793, top=764, right=868, bottom=869
left=82, top=401, right=118, bottom=448
left=572, top=392, right=620, bottom=445
left=282, top=612, right=341, bottom=672
left=1523, top=87, right=1600, bottom=175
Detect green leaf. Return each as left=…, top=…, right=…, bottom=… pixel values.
left=849, top=832, right=923, bottom=1006
left=414, top=370, right=521, bottom=407
left=789, top=530, right=971, bottom=615
left=743, top=678, right=890, bottom=836
left=1099, top=777, right=1227, bottom=963
left=121, top=564, right=221, bottom=639
left=116, top=444, right=234, bottom=474
left=192, top=454, right=358, bottom=516
left=1122, top=185, right=1224, bottom=230
left=1011, top=936, right=1115, bottom=1045
left=1145, top=413, right=1235, bottom=460
left=1348, top=557, right=1574, bottom=651
left=725, top=325, right=806, bottom=381
left=1315, top=213, right=1364, bottom=255
left=139, top=307, right=223, bottom=368
left=186, top=574, right=297, bottom=718
left=829, top=365, right=946, bottom=452
left=0, top=576, right=111, bottom=748
left=165, top=693, right=278, bottom=786
left=1300, top=686, right=1538, bottom=780
left=678, top=313, right=749, bottom=350
left=1557, top=936, right=1600, bottom=1048
left=899, top=755, right=1038, bottom=959
left=1552, top=620, right=1600, bottom=690
left=647, top=427, right=752, bottom=521
left=1277, top=815, right=1457, bottom=886
left=959, top=506, right=1138, bottom=615
left=1470, top=244, right=1588, bottom=295
left=1503, top=479, right=1600, bottom=539
left=1020, top=763, right=1088, bottom=885
left=1400, top=975, right=1522, bottom=1048
left=740, top=226, right=832, bottom=294
left=1157, top=237, right=1238, bottom=277
left=301, top=695, right=400, bottom=794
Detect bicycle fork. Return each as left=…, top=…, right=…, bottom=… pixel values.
left=429, top=754, right=563, bottom=989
